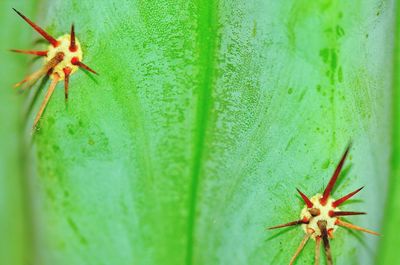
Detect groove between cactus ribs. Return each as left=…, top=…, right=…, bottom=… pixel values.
left=186, top=1, right=219, bottom=265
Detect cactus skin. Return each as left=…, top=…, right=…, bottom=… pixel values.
left=0, top=1, right=396, bottom=265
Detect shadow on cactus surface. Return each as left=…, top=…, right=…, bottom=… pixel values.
left=0, top=0, right=399, bottom=265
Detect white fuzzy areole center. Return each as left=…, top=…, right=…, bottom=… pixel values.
left=45, top=34, right=83, bottom=80
left=300, top=193, right=339, bottom=240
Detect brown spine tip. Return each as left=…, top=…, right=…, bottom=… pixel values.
left=296, top=188, right=313, bottom=208
left=69, top=24, right=77, bottom=52
left=71, top=57, right=98, bottom=75
left=63, top=67, right=72, bottom=101
left=267, top=218, right=308, bottom=230
left=320, top=143, right=351, bottom=205
left=13, top=8, right=59, bottom=47
left=309, top=208, right=320, bottom=217
left=10, top=49, right=47, bottom=56
left=332, top=186, right=364, bottom=208
left=330, top=211, right=366, bottom=217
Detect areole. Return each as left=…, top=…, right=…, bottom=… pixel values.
left=11, top=8, right=98, bottom=131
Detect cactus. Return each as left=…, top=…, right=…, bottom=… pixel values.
left=0, top=1, right=397, bottom=265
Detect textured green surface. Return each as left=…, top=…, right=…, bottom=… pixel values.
left=378, top=0, right=400, bottom=264
left=0, top=0, right=396, bottom=265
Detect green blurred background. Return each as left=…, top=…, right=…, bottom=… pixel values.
left=0, top=0, right=398, bottom=264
